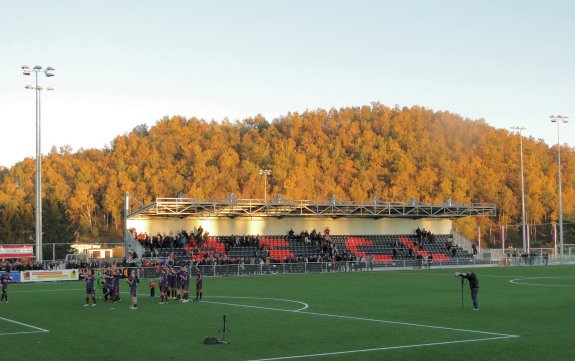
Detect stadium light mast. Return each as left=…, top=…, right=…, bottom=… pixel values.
left=22, top=65, right=55, bottom=263
left=550, top=115, right=569, bottom=261
left=259, top=169, right=272, bottom=204
left=511, top=126, right=527, bottom=253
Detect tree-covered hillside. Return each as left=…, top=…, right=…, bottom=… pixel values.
left=0, top=103, right=573, bottom=245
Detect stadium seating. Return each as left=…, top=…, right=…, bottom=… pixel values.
left=143, top=232, right=474, bottom=264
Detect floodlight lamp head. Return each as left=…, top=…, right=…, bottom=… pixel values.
left=24, top=85, right=34, bottom=90
left=33, top=65, right=42, bottom=70
left=46, top=87, right=54, bottom=91
left=45, top=66, right=55, bottom=71
left=45, top=72, right=55, bottom=77
left=22, top=65, right=31, bottom=75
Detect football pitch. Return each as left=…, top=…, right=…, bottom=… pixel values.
left=1, top=265, right=573, bottom=360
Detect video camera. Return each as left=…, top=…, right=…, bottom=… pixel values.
left=454, top=272, right=465, bottom=277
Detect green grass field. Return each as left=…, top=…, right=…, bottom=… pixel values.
left=1, top=265, right=574, bottom=361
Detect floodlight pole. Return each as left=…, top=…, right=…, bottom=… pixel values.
left=511, top=126, right=527, bottom=252
left=125, top=192, right=129, bottom=261
left=23, top=65, right=55, bottom=263
left=550, top=115, right=569, bottom=261
left=259, top=169, right=272, bottom=204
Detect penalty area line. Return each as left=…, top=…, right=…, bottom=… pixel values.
left=0, top=316, right=49, bottom=335
left=204, top=296, right=519, bottom=361
left=201, top=297, right=518, bottom=338
left=244, top=335, right=519, bottom=361
left=296, top=310, right=518, bottom=338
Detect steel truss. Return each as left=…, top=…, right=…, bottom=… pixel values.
left=127, top=197, right=496, bottom=219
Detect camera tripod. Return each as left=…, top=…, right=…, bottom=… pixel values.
left=220, top=315, right=231, bottom=344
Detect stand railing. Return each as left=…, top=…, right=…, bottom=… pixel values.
left=128, top=258, right=490, bottom=279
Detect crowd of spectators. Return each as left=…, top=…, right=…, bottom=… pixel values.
left=287, top=227, right=331, bottom=246
left=131, top=225, right=469, bottom=266
left=0, top=257, right=179, bottom=273
left=0, top=226, right=473, bottom=273
left=0, top=260, right=64, bottom=272
left=130, top=226, right=211, bottom=258
left=129, top=224, right=356, bottom=266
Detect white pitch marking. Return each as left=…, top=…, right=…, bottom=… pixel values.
left=202, top=296, right=518, bottom=360
left=0, top=316, right=49, bottom=335
left=12, top=288, right=84, bottom=293
left=296, top=310, right=517, bottom=337
left=245, top=335, right=519, bottom=361
left=510, top=276, right=575, bottom=288
left=202, top=297, right=517, bottom=338
left=205, top=296, right=309, bottom=312
left=0, top=330, right=48, bottom=336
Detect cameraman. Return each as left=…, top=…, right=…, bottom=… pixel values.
left=456, top=271, right=479, bottom=311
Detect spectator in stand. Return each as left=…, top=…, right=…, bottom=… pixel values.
left=416, top=254, right=423, bottom=269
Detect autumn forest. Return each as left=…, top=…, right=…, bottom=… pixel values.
left=0, top=103, right=573, bottom=248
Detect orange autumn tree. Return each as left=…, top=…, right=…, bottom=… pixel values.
left=0, top=103, right=572, bottom=244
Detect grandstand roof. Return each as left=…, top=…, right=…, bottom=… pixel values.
left=127, top=196, right=496, bottom=220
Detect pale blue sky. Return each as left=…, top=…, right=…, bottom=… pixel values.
left=1, top=0, right=574, bottom=167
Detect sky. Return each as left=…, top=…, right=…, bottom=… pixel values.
left=1, top=0, right=574, bottom=168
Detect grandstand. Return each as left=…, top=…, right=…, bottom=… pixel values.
left=125, top=194, right=495, bottom=270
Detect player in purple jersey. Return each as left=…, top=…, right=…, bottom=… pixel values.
left=176, top=268, right=183, bottom=301
left=165, top=267, right=172, bottom=300
left=169, top=268, right=177, bottom=299
left=103, top=268, right=113, bottom=302
left=112, top=268, right=121, bottom=302
left=194, top=265, right=203, bottom=301
left=159, top=268, right=169, bottom=304
left=84, top=269, right=97, bottom=306
left=180, top=267, right=190, bottom=303
left=1, top=270, right=11, bottom=304
left=127, top=270, right=139, bottom=310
